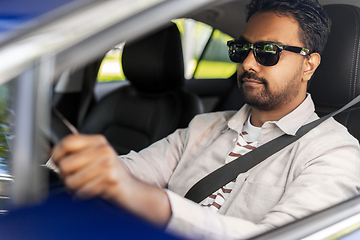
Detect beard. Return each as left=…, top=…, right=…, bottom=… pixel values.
left=238, top=71, right=300, bottom=111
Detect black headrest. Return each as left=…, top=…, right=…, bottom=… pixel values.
left=122, top=23, right=184, bottom=92
left=309, top=4, right=360, bottom=111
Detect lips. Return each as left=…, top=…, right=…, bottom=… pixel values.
left=241, top=78, right=264, bottom=85
left=239, top=71, right=266, bottom=85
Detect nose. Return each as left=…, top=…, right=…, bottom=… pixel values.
left=241, top=49, right=260, bottom=72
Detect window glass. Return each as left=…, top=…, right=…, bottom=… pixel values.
left=194, top=29, right=237, bottom=79
left=97, top=19, right=237, bottom=82
left=0, top=80, right=14, bottom=213
left=174, top=19, right=213, bottom=79
left=97, top=43, right=126, bottom=82
left=0, top=81, right=14, bottom=175
left=174, top=18, right=237, bottom=79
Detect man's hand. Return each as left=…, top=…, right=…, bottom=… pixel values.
left=52, top=134, right=171, bottom=226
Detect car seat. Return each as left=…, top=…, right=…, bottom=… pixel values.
left=53, top=57, right=102, bottom=128
left=308, top=4, right=360, bottom=140
left=79, top=23, right=204, bottom=155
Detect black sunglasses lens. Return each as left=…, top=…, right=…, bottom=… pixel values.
left=228, top=42, right=250, bottom=63
left=228, top=41, right=281, bottom=66
left=254, top=43, right=280, bottom=66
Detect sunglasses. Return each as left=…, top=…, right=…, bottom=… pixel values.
left=227, top=39, right=310, bottom=66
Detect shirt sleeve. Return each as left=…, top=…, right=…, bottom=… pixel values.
left=165, top=190, right=272, bottom=240
left=118, top=111, right=233, bottom=188
left=119, top=127, right=188, bottom=188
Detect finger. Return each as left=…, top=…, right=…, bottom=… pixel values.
left=67, top=157, right=126, bottom=200
left=74, top=174, right=107, bottom=199
left=63, top=145, right=118, bottom=189
left=52, top=134, right=108, bottom=164
left=57, top=141, right=115, bottom=176
left=74, top=165, right=132, bottom=203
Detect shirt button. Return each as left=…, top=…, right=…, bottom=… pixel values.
left=233, top=138, right=237, bottom=142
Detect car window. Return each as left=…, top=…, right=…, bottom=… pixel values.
left=193, top=29, right=238, bottom=79
left=175, top=18, right=237, bottom=80
left=0, top=81, right=14, bottom=176
left=97, top=43, right=126, bottom=82
left=0, top=80, right=15, bottom=214
left=96, top=19, right=237, bottom=83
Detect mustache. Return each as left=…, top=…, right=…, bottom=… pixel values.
left=238, top=72, right=267, bottom=84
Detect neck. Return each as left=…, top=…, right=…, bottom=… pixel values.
left=250, top=93, right=307, bottom=127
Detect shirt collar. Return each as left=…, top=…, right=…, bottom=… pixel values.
left=227, top=104, right=251, bottom=132
left=274, top=93, right=316, bottom=135
left=227, top=94, right=316, bottom=136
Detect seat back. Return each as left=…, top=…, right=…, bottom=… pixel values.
left=308, top=4, right=360, bottom=140
left=53, top=57, right=102, bottom=128
left=80, top=23, right=204, bottom=154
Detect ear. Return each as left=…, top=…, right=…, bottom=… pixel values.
left=302, top=52, right=321, bottom=82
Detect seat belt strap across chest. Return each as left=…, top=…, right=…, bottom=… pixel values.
left=184, top=95, right=360, bottom=204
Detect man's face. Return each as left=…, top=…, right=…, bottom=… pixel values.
left=237, top=12, right=307, bottom=111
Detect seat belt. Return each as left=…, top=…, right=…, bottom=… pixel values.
left=185, top=95, right=360, bottom=204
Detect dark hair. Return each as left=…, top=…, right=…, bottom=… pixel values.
left=246, top=0, right=331, bottom=55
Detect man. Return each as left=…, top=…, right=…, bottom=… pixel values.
left=52, top=0, right=360, bottom=239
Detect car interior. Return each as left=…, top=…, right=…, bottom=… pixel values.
left=2, top=0, right=360, bottom=239
left=52, top=3, right=360, bottom=156
left=79, top=23, right=204, bottom=155
left=48, top=3, right=360, bottom=237
left=308, top=4, right=360, bottom=141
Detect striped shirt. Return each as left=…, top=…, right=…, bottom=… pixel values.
left=200, top=115, right=260, bottom=212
